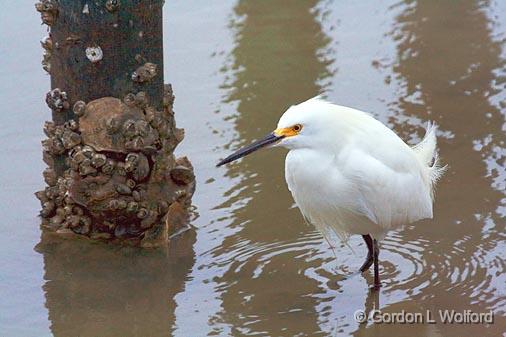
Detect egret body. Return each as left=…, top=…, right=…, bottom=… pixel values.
left=217, top=96, right=445, bottom=288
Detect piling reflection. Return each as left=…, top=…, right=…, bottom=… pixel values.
left=36, top=230, right=195, bottom=337
left=212, top=0, right=334, bottom=335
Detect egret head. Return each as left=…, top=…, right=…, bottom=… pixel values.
left=217, top=96, right=333, bottom=166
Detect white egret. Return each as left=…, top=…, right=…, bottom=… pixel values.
left=217, top=96, right=445, bottom=288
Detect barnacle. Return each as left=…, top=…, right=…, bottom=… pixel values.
left=46, top=88, right=69, bottom=112
left=105, top=0, right=120, bottom=12
left=35, top=0, right=58, bottom=26
left=131, top=63, right=157, bottom=83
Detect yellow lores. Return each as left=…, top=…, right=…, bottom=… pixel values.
left=274, top=124, right=303, bottom=138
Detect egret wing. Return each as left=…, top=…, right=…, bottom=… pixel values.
left=340, top=149, right=433, bottom=230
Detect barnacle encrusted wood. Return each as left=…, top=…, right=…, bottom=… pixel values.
left=78, top=97, right=159, bottom=153
left=35, top=0, right=194, bottom=247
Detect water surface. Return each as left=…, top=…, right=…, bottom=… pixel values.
left=0, top=1, right=505, bottom=336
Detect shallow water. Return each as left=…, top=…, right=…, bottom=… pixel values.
left=0, top=1, right=505, bottom=336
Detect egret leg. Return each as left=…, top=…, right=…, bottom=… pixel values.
left=359, top=234, right=374, bottom=272
left=373, top=239, right=381, bottom=289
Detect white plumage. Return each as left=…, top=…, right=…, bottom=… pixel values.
left=279, top=96, right=445, bottom=242
left=217, top=95, right=445, bottom=287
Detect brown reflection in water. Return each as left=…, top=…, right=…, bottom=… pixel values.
left=354, top=0, right=505, bottom=336
left=36, top=231, right=195, bottom=337
left=214, top=0, right=333, bottom=335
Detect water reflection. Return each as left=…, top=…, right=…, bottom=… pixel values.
left=386, top=0, right=504, bottom=295
left=212, top=0, right=335, bottom=335
left=37, top=231, right=195, bottom=337
left=349, top=0, right=505, bottom=335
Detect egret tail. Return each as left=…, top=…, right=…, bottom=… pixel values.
left=413, top=122, right=447, bottom=197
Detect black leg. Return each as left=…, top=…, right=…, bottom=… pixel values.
left=359, top=234, right=374, bottom=272
left=373, top=239, right=381, bottom=289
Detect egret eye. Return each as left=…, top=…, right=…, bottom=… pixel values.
left=293, top=124, right=303, bottom=132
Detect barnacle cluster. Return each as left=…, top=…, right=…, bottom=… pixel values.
left=41, top=36, right=52, bottom=73
left=132, top=63, right=158, bottom=83
left=35, top=0, right=58, bottom=26
left=46, top=88, right=70, bottom=112
left=37, top=85, right=195, bottom=246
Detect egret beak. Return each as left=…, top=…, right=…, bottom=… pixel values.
left=216, top=132, right=284, bottom=167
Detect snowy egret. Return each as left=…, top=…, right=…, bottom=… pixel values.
left=217, top=96, right=445, bottom=289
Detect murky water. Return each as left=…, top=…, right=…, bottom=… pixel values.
left=0, top=1, right=505, bottom=336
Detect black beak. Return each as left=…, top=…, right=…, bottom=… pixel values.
left=217, top=133, right=284, bottom=167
